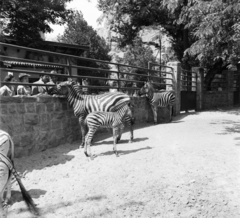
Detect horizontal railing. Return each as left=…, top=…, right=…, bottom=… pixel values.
left=0, top=42, right=174, bottom=93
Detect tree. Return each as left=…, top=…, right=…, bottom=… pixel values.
left=98, top=0, right=240, bottom=90
left=114, top=38, right=163, bottom=88
left=185, top=0, right=240, bottom=89
left=0, top=0, right=73, bottom=46
left=58, top=11, right=111, bottom=89
left=98, top=0, right=195, bottom=69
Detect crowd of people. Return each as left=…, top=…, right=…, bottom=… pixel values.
left=0, top=70, right=60, bottom=97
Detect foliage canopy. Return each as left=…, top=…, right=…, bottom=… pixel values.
left=0, top=0, right=73, bottom=45
left=98, top=0, right=240, bottom=88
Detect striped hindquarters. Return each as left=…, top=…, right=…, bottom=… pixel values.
left=86, top=104, right=130, bottom=128
left=98, top=92, right=131, bottom=112
left=87, top=112, right=117, bottom=128
left=152, top=91, right=175, bottom=107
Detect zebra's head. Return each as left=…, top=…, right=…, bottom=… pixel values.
left=139, top=81, right=154, bottom=97
left=50, top=81, right=72, bottom=95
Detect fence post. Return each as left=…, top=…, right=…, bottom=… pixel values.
left=167, top=61, right=181, bottom=116
left=116, top=64, right=120, bottom=91
left=224, top=70, right=234, bottom=106
left=236, top=64, right=240, bottom=104
left=193, top=67, right=204, bottom=111
left=148, top=61, right=152, bottom=81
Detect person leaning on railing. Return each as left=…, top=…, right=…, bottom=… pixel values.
left=0, top=72, right=16, bottom=96
left=31, top=71, right=50, bottom=96
left=17, top=73, right=31, bottom=96
left=47, top=70, right=59, bottom=95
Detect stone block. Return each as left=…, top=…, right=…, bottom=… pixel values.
left=62, top=102, right=68, bottom=110
left=46, top=103, right=54, bottom=112
left=54, top=103, right=62, bottom=111
left=51, top=120, right=62, bottom=130
left=8, top=104, right=17, bottom=114
left=20, top=134, right=33, bottom=147
left=21, top=96, right=37, bottom=103
left=24, top=114, right=39, bottom=125
left=0, top=104, right=8, bottom=115
left=55, top=112, right=65, bottom=120
left=36, top=103, right=46, bottom=113
left=37, top=96, right=53, bottom=103
left=0, top=96, right=21, bottom=103
left=25, top=103, right=36, bottom=113
left=40, top=114, right=51, bottom=130
left=17, top=103, right=26, bottom=114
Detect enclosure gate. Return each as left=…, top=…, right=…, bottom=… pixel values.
left=233, top=71, right=240, bottom=105
left=180, top=69, right=197, bottom=111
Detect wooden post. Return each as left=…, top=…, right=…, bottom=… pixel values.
left=167, top=61, right=181, bottom=116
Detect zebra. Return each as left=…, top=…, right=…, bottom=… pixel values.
left=55, top=81, right=134, bottom=148
left=139, top=81, right=175, bottom=124
left=0, top=130, right=39, bottom=217
left=84, top=104, right=134, bottom=160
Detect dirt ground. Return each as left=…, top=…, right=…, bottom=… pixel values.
left=7, top=107, right=240, bottom=218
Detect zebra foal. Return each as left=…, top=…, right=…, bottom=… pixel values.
left=84, top=104, right=134, bottom=160
left=139, top=81, right=175, bottom=124
left=54, top=81, right=133, bottom=148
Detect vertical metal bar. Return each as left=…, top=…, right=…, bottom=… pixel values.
left=117, top=64, right=120, bottom=91
left=148, top=61, right=152, bottom=82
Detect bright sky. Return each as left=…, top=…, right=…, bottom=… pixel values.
left=45, top=0, right=102, bottom=41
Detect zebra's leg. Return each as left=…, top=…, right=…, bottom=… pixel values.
left=79, top=117, right=87, bottom=148
left=129, top=118, right=134, bottom=143
left=169, top=105, right=173, bottom=121
left=151, top=106, right=158, bottom=124
left=84, top=127, right=97, bottom=160
left=113, top=128, right=119, bottom=157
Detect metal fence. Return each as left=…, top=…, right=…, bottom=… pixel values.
left=180, top=68, right=197, bottom=91
left=0, top=42, right=174, bottom=94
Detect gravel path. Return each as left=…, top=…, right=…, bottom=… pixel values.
left=8, top=107, right=240, bottom=218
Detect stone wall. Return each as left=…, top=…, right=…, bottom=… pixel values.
left=202, top=91, right=233, bottom=110
left=0, top=96, right=170, bottom=157
left=0, top=96, right=80, bottom=157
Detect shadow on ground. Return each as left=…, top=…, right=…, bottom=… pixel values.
left=99, top=146, right=152, bottom=157
left=13, top=110, right=200, bottom=173
left=10, top=189, right=46, bottom=204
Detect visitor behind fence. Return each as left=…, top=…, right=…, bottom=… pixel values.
left=32, top=71, right=50, bottom=95
left=0, top=72, right=16, bottom=96
left=47, top=70, right=59, bottom=95
left=17, top=73, right=31, bottom=96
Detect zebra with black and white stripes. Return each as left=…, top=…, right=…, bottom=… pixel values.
left=55, top=81, right=134, bottom=148
left=0, top=130, right=39, bottom=217
left=84, top=104, right=134, bottom=159
left=139, top=81, right=175, bottom=124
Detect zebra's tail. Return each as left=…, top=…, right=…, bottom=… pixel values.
left=12, top=167, right=40, bottom=216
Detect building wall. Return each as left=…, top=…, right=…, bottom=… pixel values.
left=0, top=96, right=171, bottom=158
left=202, top=91, right=233, bottom=110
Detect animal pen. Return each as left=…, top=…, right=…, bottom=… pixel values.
left=0, top=42, right=175, bottom=157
